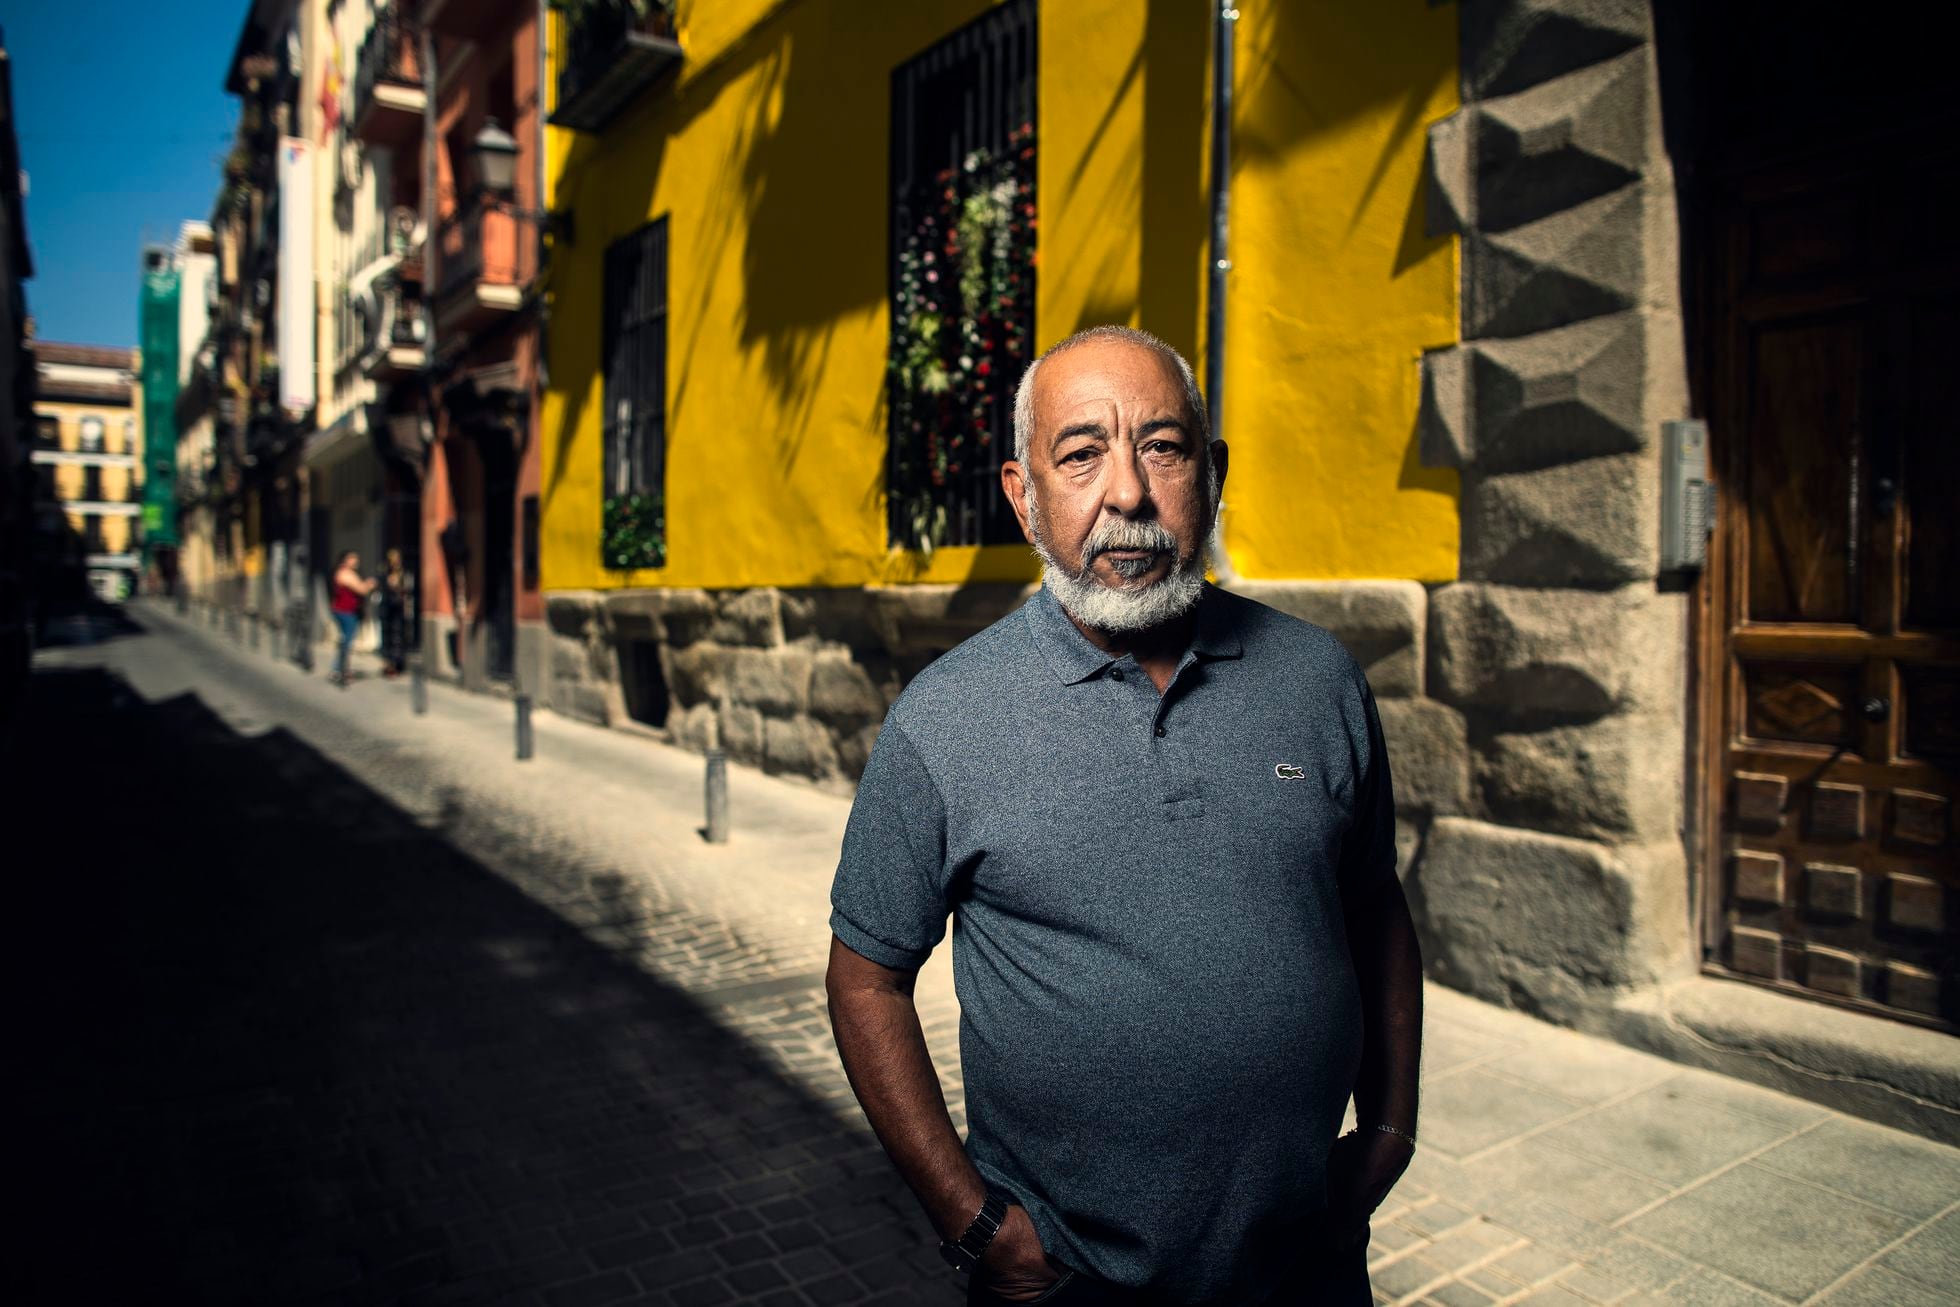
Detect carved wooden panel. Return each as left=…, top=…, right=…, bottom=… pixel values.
left=1805, top=944, right=1863, bottom=998
left=1892, top=789, right=1950, bottom=847
left=1733, top=850, right=1785, bottom=904
left=1887, top=873, right=1945, bottom=933
left=1749, top=189, right=1868, bottom=286
left=1743, top=663, right=1858, bottom=747
left=1902, top=665, right=1960, bottom=763
left=1730, top=926, right=1782, bottom=979
left=1804, top=862, right=1863, bottom=919
left=1808, top=782, right=1865, bottom=842
left=1887, top=962, right=1942, bottom=1018
left=1733, top=773, right=1788, bottom=831
left=1745, top=316, right=1863, bottom=624
left=1904, top=302, right=1958, bottom=630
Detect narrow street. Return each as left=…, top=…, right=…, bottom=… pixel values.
left=16, top=610, right=959, bottom=1307
left=15, top=605, right=1960, bottom=1307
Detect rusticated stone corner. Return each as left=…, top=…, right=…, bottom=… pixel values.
left=1476, top=48, right=1647, bottom=231
left=1425, top=108, right=1476, bottom=236
left=1419, top=816, right=1693, bottom=1020
left=1464, top=184, right=1644, bottom=340
left=1227, top=580, right=1427, bottom=697
left=1379, top=697, right=1471, bottom=815
left=1428, top=581, right=1680, bottom=718
left=1419, top=345, right=1475, bottom=468
left=1458, top=451, right=1658, bottom=587
left=1462, top=0, right=1649, bottom=101
left=1475, top=709, right=1682, bottom=842
left=1468, top=311, right=1645, bottom=472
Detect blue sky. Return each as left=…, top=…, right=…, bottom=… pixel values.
left=5, top=0, right=244, bottom=348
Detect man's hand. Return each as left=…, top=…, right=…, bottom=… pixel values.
left=1325, top=1128, right=1414, bottom=1248
left=973, top=1204, right=1065, bottom=1302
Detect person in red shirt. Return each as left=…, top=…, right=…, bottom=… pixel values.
left=329, top=551, right=378, bottom=687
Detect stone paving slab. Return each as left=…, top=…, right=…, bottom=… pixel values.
left=30, top=602, right=1958, bottom=1307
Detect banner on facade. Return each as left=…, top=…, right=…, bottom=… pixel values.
left=139, top=264, right=181, bottom=548
left=277, top=136, right=316, bottom=414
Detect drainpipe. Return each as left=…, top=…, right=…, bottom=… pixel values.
left=418, top=18, right=438, bottom=657
left=1205, top=2, right=1239, bottom=583
left=536, top=0, right=549, bottom=273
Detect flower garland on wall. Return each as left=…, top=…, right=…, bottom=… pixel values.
left=889, top=122, right=1036, bottom=554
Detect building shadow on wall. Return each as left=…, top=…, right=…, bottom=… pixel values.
left=549, top=0, right=1231, bottom=531
left=14, top=666, right=957, bottom=1305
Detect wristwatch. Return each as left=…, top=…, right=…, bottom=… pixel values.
left=938, top=1188, right=1009, bottom=1274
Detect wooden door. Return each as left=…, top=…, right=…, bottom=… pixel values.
left=1701, top=142, right=1959, bottom=1031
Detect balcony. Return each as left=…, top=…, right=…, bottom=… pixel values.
left=353, top=8, right=426, bottom=149
left=550, top=1, right=682, bottom=132
left=422, top=0, right=524, bottom=37
left=364, top=278, right=429, bottom=382
left=436, top=203, right=532, bottom=334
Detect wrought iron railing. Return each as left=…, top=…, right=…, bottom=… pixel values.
left=354, top=7, right=420, bottom=121
left=553, top=0, right=681, bottom=131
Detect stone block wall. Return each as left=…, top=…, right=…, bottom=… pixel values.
left=1409, top=0, right=1696, bottom=1019
left=543, top=583, right=1038, bottom=796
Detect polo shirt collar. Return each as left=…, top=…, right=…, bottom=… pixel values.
left=1025, top=579, right=1244, bottom=685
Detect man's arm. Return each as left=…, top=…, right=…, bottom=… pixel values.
left=825, top=935, right=1058, bottom=1298
left=1329, top=873, right=1423, bottom=1239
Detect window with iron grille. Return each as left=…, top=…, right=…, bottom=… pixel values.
left=888, top=0, right=1037, bottom=552
left=601, top=217, right=669, bottom=569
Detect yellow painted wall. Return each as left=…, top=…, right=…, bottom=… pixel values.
left=1226, top=2, right=1458, bottom=580
left=542, top=0, right=1457, bottom=593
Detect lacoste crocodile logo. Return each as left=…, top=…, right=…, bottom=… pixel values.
left=1274, top=763, right=1306, bottom=781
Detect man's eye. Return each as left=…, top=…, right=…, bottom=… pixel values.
left=1060, top=449, right=1094, bottom=464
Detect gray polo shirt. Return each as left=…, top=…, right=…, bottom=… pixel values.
left=829, top=581, right=1395, bottom=1304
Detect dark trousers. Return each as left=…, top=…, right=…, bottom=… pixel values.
left=966, top=1231, right=1371, bottom=1307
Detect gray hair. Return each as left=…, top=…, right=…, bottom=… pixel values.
left=1010, top=325, right=1212, bottom=468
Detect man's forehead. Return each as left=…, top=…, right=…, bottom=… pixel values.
left=1036, top=340, right=1187, bottom=420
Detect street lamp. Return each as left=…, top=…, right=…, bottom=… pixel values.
left=471, top=119, right=520, bottom=198
left=466, top=117, right=574, bottom=243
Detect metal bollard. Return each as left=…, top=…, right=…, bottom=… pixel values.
left=515, top=693, right=534, bottom=761
left=410, top=657, right=428, bottom=714
left=704, top=749, right=730, bottom=844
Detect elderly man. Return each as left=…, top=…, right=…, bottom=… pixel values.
left=827, top=326, right=1422, bottom=1305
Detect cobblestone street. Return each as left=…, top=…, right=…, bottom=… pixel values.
left=16, top=604, right=1960, bottom=1307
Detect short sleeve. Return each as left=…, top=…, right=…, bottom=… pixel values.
left=1338, top=678, right=1399, bottom=900
left=828, top=715, right=952, bottom=970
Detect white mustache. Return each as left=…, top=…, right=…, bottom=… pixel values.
left=1083, top=519, right=1178, bottom=561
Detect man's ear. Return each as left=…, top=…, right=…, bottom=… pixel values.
left=1209, top=439, right=1229, bottom=500
left=1001, top=460, right=1037, bottom=546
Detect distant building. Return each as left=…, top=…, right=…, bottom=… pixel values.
left=168, top=222, right=220, bottom=607
left=28, top=342, right=144, bottom=602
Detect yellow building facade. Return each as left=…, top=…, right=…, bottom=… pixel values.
left=29, top=342, right=144, bottom=600
left=537, top=0, right=1458, bottom=780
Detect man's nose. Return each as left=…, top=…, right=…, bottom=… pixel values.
left=1102, top=444, right=1150, bottom=517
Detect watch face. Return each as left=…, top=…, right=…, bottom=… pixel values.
left=938, top=1240, right=979, bottom=1274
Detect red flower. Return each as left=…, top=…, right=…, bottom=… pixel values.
left=976, top=360, right=992, bottom=377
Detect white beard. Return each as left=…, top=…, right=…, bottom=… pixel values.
left=1027, top=482, right=1216, bottom=635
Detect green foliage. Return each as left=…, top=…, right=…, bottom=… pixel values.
left=602, top=491, right=666, bottom=570
left=887, top=125, right=1036, bottom=555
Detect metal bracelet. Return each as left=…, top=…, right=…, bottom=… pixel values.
left=1368, top=1122, right=1417, bottom=1145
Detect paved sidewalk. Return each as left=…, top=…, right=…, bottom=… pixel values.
left=28, top=601, right=1959, bottom=1307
